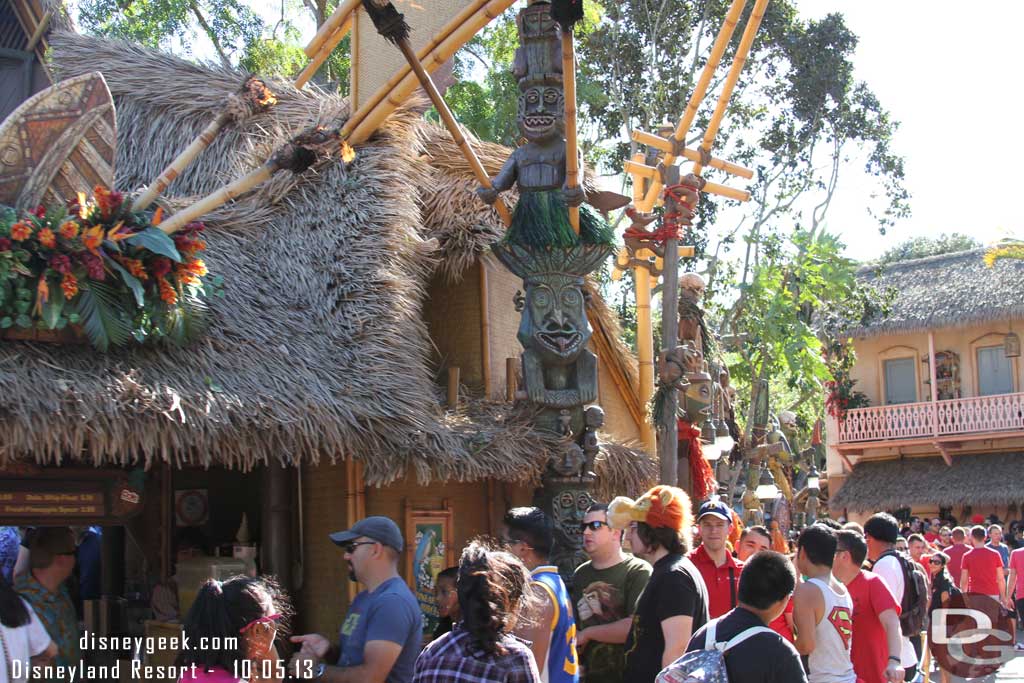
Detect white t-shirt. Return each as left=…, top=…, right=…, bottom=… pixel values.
left=0, top=598, right=53, bottom=683
left=873, top=554, right=918, bottom=668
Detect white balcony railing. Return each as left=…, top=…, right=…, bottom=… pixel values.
left=837, top=392, right=1024, bottom=443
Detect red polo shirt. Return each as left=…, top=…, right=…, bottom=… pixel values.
left=688, top=544, right=744, bottom=618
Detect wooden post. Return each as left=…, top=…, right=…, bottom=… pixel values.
left=479, top=260, right=492, bottom=399
left=295, top=15, right=354, bottom=89
left=447, top=367, right=460, bottom=409
left=391, top=37, right=512, bottom=224
left=929, top=330, right=938, bottom=437
left=658, top=167, right=682, bottom=487
left=506, top=357, right=518, bottom=402
left=635, top=260, right=657, bottom=455
left=562, top=30, right=580, bottom=234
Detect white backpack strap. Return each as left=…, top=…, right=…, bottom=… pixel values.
left=704, top=618, right=720, bottom=651
left=721, top=626, right=776, bottom=652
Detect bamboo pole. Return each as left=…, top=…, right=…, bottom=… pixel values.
left=133, top=77, right=277, bottom=212
left=693, top=0, right=770, bottom=176
left=562, top=30, right=580, bottom=234
left=338, top=0, right=511, bottom=144
left=346, top=0, right=515, bottom=144
left=25, top=9, right=51, bottom=52
left=638, top=0, right=748, bottom=211
left=506, top=357, right=517, bottom=402
left=624, top=161, right=750, bottom=202
left=295, top=15, right=354, bottom=89
left=391, top=35, right=512, bottom=224
left=635, top=259, right=657, bottom=455
left=447, top=366, right=460, bottom=409
left=158, top=164, right=272, bottom=234
left=479, top=259, right=492, bottom=399
left=631, top=129, right=754, bottom=179
left=304, top=0, right=361, bottom=58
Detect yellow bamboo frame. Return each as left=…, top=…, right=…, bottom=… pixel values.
left=562, top=30, right=580, bottom=234
left=295, top=15, right=353, bottom=89
left=158, top=163, right=274, bottom=234
left=631, top=129, right=753, bottom=179
left=693, top=0, right=770, bottom=176
left=304, top=0, right=361, bottom=58
left=634, top=257, right=657, bottom=454
left=638, top=0, right=748, bottom=212
left=624, top=160, right=750, bottom=202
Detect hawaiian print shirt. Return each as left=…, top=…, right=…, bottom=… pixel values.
left=0, top=526, right=20, bottom=583
left=15, top=572, right=81, bottom=669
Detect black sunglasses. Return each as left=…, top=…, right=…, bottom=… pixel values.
left=580, top=521, right=609, bottom=532
left=340, top=541, right=377, bottom=553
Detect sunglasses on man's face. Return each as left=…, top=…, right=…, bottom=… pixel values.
left=340, top=541, right=377, bottom=554
left=580, top=521, right=609, bottom=532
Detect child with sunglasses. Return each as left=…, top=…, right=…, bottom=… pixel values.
left=177, top=576, right=290, bottom=683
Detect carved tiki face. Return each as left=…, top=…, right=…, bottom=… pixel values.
left=518, top=273, right=590, bottom=364
left=682, top=371, right=713, bottom=422
left=518, top=85, right=565, bottom=143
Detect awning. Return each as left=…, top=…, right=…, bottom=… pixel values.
left=829, top=452, right=1024, bottom=512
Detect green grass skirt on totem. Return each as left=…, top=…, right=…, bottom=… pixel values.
left=504, top=190, right=615, bottom=248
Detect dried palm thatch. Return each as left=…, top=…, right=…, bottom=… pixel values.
left=829, top=452, right=1024, bottom=512
left=0, top=32, right=651, bottom=491
left=853, top=249, right=1024, bottom=338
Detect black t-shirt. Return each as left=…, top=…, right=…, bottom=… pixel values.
left=688, top=607, right=808, bottom=683
left=623, top=552, right=709, bottom=683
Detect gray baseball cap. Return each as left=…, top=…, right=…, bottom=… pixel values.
left=329, top=516, right=404, bottom=553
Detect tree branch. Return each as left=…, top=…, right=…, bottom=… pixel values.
left=189, top=0, right=231, bottom=68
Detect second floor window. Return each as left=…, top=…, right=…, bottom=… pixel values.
left=884, top=357, right=917, bottom=404
left=976, top=346, right=1014, bottom=396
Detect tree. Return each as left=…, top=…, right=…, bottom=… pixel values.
left=876, top=233, right=980, bottom=264
left=77, top=0, right=351, bottom=90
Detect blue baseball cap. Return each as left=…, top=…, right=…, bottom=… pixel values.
left=329, top=516, right=404, bottom=552
left=697, top=498, right=732, bottom=523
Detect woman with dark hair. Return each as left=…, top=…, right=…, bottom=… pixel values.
left=413, top=541, right=540, bottom=683
left=176, top=576, right=290, bottom=683
left=927, top=551, right=958, bottom=683
left=0, top=575, right=56, bottom=683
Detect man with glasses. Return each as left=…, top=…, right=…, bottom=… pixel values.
left=571, top=502, right=650, bottom=683
left=290, top=516, right=422, bottom=683
left=502, top=506, right=579, bottom=683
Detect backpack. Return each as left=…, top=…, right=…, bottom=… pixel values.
left=879, top=550, right=929, bottom=637
left=655, top=618, right=775, bottom=683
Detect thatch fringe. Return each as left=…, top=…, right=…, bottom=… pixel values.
left=829, top=452, right=1024, bottom=512
left=854, top=249, right=1024, bottom=338
left=0, top=32, right=653, bottom=491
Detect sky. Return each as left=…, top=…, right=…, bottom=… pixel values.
left=131, top=0, right=1024, bottom=263
left=785, top=0, right=1023, bottom=260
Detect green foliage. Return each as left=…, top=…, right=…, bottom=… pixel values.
left=876, top=233, right=981, bottom=264
left=74, top=281, right=133, bottom=351
left=124, top=228, right=182, bottom=262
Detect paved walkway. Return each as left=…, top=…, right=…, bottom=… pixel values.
left=930, top=649, right=1024, bottom=682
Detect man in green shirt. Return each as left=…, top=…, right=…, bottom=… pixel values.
left=572, top=502, right=651, bottom=683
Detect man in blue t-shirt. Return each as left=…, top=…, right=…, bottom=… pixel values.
left=290, top=517, right=422, bottom=683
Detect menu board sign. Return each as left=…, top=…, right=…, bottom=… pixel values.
left=0, top=465, right=143, bottom=524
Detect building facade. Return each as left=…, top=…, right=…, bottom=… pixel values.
left=828, top=249, right=1024, bottom=524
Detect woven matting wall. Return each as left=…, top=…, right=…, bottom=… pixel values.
left=352, top=0, right=464, bottom=109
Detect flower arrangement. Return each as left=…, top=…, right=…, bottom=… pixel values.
left=0, top=187, right=220, bottom=351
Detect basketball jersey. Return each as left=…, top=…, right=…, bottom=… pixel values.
left=530, top=566, right=579, bottom=683
left=807, top=577, right=857, bottom=683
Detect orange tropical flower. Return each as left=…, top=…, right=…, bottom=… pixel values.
left=61, top=273, right=78, bottom=299
left=77, top=191, right=90, bottom=219
left=10, top=221, right=32, bottom=241
left=34, top=277, right=50, bottom=317
left=158, top=277, right=177, bottom=305
left=151, top=207, right=164, bottom=225
left=83, top=225, right=104, bottom=252
left=186, top=258, right=207, bottom=277
left=38, top=228, right=56, bottom=249
left=115, top=255, right=148, bottom=280
left=106, top=221, right=131, bottom=242
left=59, top=220, right=79, bottom=239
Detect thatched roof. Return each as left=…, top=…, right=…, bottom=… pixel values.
left=0, top=32, right=654, bottom=491
left=829, top=452, right=1024, bottom=512
left=852, top=249, right=1024, bottom=338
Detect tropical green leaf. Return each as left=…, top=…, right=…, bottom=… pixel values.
left=73, top=281, right=132, bottom=351
left=104, top=255, right=145, bottom=306
left=124, top=228, right=181, bottom=262
left=15, top=314, right=31, bottom=328
left=0, top=317, right=10, bottom=329
left=40, top=284, right=65, bottom=329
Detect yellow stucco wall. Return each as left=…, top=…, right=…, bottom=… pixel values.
left=848, top=323, right=1022, bottom=405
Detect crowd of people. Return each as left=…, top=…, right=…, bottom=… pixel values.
left=1, top=500, right=1022, bottom=683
